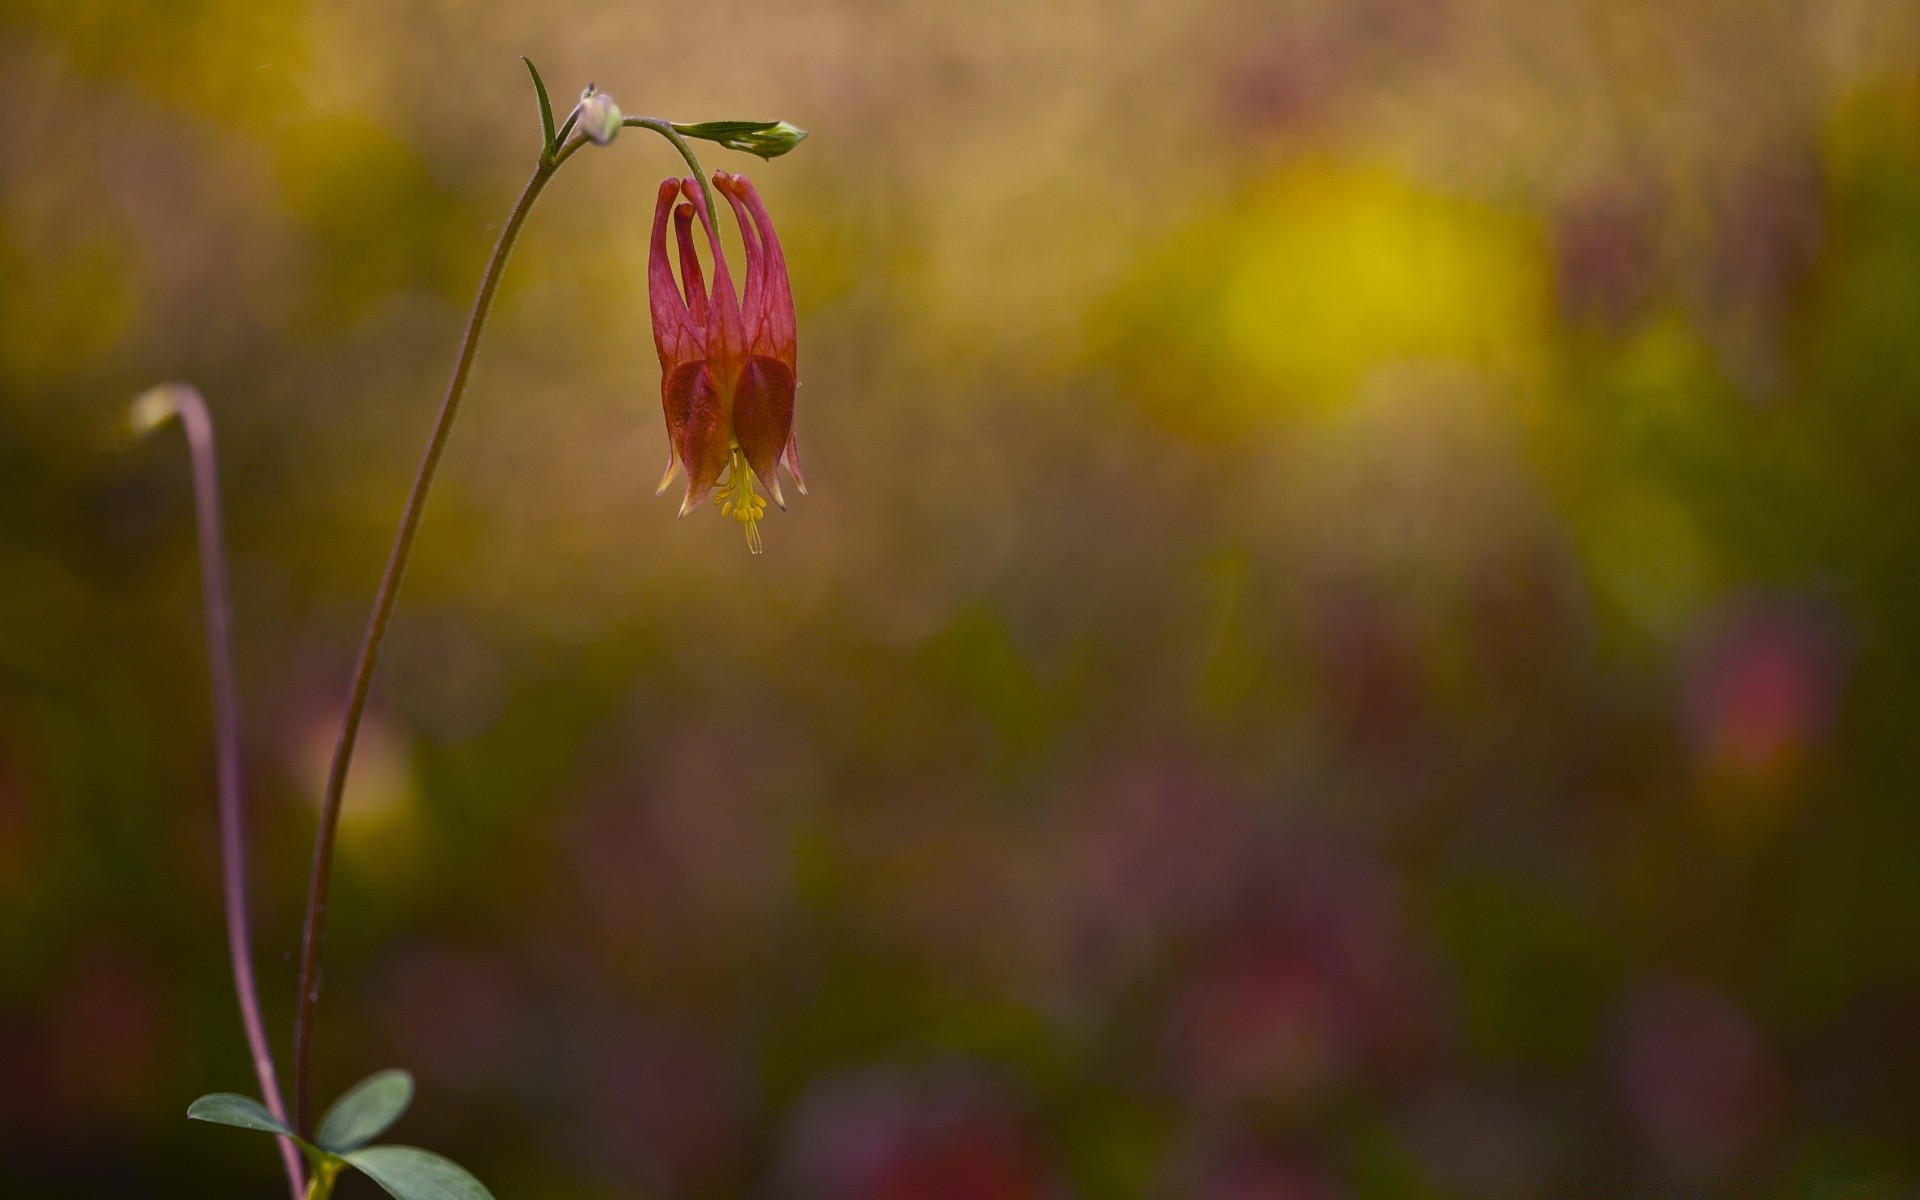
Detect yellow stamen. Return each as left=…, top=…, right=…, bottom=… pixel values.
left=713, top=445, right=766, bottom=554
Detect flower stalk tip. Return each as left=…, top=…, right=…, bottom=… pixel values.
left=130, top=384, right=184, bottom=436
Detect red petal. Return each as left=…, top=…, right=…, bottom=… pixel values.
left=672, top=202, right=710, bottom=331
left=662, top=362, right=731, bottom=512
left=719, top=174, right=795, bottom=366
left=647, top=179, right=701, bottom=373
left=715, top=173, right=766, bottom=345
left=731, top=356, right=796, bottom=497
left=781, top=429, right=808, bottom=495
left=680, top=178, right=745, bottom=401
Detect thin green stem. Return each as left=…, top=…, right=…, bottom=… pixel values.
left=551, top=104, right=583, bottom=160
left=287, top=110, right=726, bottom=1138
left=625, top=116, right=720, bottom=228
left=550, top=117, right=716, bottom=223
left=290, top=157, right=557, bottom=1135
left=303, top=1158, right=341, bottom=1200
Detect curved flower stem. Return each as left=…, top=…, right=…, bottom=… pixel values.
left=626, top=117, right=720, bottom=228
left=289, top=155, right=556, bottom=1136
left=289, top=118, right=715, bottom=1135
left=136, top=385, right=306, bottom=1200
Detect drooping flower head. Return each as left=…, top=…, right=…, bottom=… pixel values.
left=648, top=171, right=804, bottom=553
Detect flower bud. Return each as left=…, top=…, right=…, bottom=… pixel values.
left=672, top=119, right=809, bottom=160
left=578, top=88, right=622, bottom=146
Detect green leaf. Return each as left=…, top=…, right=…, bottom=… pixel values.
left=187, top=1092, right=294, bottom=1137
left=186, top=1094, right=339, bottom=1169
left=317, top=1068, right=415, bottom=1153
left=346, top=1145, right=495, bottom=1200
left=522, top=57, right=556, bottom=151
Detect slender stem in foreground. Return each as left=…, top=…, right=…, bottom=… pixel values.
left=135, top=385, right=306, bottom=1200
left=289, top=116, right=717, bottom=1135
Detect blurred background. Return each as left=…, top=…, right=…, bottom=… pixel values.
left=4, top=0, right=1920, bottom=1195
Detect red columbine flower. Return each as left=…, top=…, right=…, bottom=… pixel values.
left=648, top=171, right=805, bottom=553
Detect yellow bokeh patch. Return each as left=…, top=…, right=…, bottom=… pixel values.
left=1222, top=162, right=1548, bottom=418
left=1124, top=160, right=1550, bottom=434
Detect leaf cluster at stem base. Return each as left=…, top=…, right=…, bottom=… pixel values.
left=189, top=1070, right=492, bottom=1200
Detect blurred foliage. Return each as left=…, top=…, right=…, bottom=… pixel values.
left=4, top=0, right=1920, bottom=1197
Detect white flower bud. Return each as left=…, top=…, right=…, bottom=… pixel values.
left=578, top=89, right=622, bottom=146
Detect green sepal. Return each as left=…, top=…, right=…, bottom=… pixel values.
left=672, top=119, right=810, bottom=159
left=673, top=120, right=780, bottom=138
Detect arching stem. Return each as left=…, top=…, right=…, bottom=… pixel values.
left=134, top=385, right=305, bottom=1200
left=288, top=117, right=716, bottom=1134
